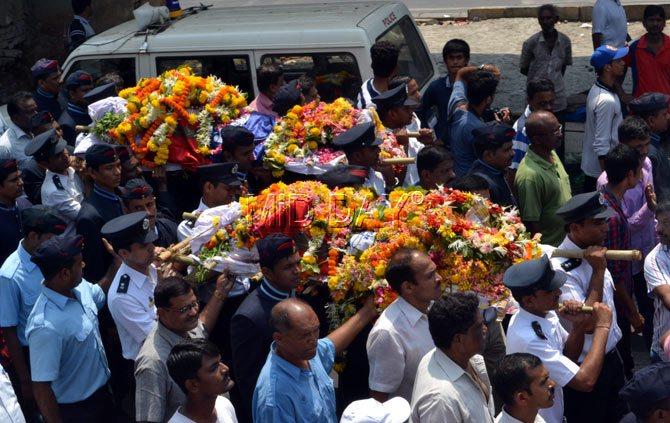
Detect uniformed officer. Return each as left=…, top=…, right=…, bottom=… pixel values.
left=26, top=129, right=84, bottom=235
left=371, top=83, right=425, bottom=187
left=619, top=362, right=670, bottom=422
left=30, top=58, right=62, bottom=119
left=121, top=178, right=178, bottom=248
left=26, top=234, right=114, bottom=422
left=58, top=70, right=93, bottom=146
left=333, top=121, right=387, bottom=196
left=177, top=162, right=243, bottom=241
left=76, top=143, right=123, bottom=282
left=22, top=111, right=59, bottom=205
left=504, top=255, right=613, bottom=423
left=0, top=206, right=66, bottom=414
left=114, top=144, right=143, bottom=186
left=552, top=191, right=628, bottom=421
left=0, top=158, right=30, bottom=265
left=102, top=211, right=159, bottom=361
left=218, top=126, right=255, bottom=177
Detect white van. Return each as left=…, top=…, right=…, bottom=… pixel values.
left=61, top=1, right=437, bottom=103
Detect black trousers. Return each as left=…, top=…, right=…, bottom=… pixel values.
left=633, top=271, right=654, bottom=351
left=59, top=384, right=115, bottom=423
left=582, top=175, right=598, bottom=193
left=563, top=346, right=629, bottom=422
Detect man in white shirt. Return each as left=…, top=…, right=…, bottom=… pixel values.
left=357, top=41, right=399, bottom=109
left=0, top=362, right=25, bottom=423
left=410, top=292, right=495, bottom=423
left=492, top=353, right=555, bottom=423
left=592, top=0, right=629, bottom=49
left=26, top=129, right=83, bottom=235
left=178, top=162, right=243, bottom=241
left=645, top=203, right=670, bottom=362
left=0, top=92, right=36, bottom=169
left=333, top=121, right=387, bottom=197
left=504, top=255, right=614, bottom=423
left=103, top=212, right=159, bottom=361
left=166, top=339, right=238, bottom=423
left=367, top=249, right=442, bottom=403
left=581, top=45, right=627, bottom=191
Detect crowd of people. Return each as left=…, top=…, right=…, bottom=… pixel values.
left=2, top=0, right=670, bottom=422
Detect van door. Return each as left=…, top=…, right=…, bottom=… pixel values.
left=255, top=50, right=365, bottom=103
left=151, top=52, right=255, bottom=99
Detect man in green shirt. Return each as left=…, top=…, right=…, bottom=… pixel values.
left=515, top=110, right=572, bottom=246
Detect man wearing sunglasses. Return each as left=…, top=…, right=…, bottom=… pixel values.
left=505, top=255, right=613, bottom=423
left=134, top=273, right=234, bottom=423
left=552, top=191, right=627, bottom=422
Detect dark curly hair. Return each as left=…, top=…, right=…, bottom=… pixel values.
left=370, top=41, right=400, bottom=78
left=428, top=292, right=479, bottom=349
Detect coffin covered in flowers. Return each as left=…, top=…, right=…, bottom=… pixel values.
left=186, top=181, right=541, bottom=325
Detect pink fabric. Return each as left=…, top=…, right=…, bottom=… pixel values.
left=249, top=92, right=278, bottom=118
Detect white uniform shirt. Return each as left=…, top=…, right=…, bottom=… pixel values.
left=107, top=262, right=158, bottom=360
left=410, top=349, right=494, bottom=423
left=0, top=363, right=24, bottom=423
left=506, top=308, right=580, bottom=423
left=496, top=408, right=546, bottom=423
left=402, top=136, right=423, bottom=188
left=366, top=297, right=434, bottom=402
left=168, top=396, right=237, bottom=423
left=592, top=0, right=628, bottom=48
left=364, top=168, right=386, bottom=197
left=645, top=243, right=670, bottom=359
left=177, top=199, right=208, bottom=241
left=41, top=167, right=84, bottom=235
left=581, top=81, right=622, bottom=178
left=0, top=122, right=32, bottom=169
left=551, top=236, right=622, bottom=362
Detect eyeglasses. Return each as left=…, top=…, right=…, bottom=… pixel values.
left=165, top=301, right=199, bottom=314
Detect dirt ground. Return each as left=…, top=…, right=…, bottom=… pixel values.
left=418, top=18, right=646, bottom=113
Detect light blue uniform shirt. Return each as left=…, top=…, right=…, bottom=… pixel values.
left=253, top=338, right=336, bottom=423
left=25, top=281, right=110, bottom=404
left=447, top=80, right=485, bottom=177
left=0, top=241, right=44, bottom=346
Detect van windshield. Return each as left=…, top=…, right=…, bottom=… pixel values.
left=376, top=15, right=434, bottom=89
left=261, top=53, right=362, bottom=103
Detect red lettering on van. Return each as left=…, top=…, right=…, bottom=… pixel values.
left=382, top=12, right=397, bottom=27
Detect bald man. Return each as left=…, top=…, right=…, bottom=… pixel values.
left=515, top=110, right=573, bottom=246
left=252, top=298, right=377, bottom=423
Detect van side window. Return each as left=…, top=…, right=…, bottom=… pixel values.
left=66, top=57, right=137, bottom=87
left=261, top=53, right=362, bottom=103
left=376, top=16, right=434, bottom=89
left=156, top=55, right=254, bottom=98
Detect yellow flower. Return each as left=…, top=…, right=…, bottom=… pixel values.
left=309, top=127, right=321, bottom=137
left=272, top=170, right=284, bottom=178
left=188, top=114, right=198, bottom=125
left=165, top=115, right=177, bottom=127
left=287, top=144, right=298, bottom=155
left=302, top=254, right=316, bottom=265
left=308, top=141, right=318, bottom=151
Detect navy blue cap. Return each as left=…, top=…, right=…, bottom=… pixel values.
left=198, top=162, right=243, bottom=186
left=629, top=92, right=670, bottom=115
left=620, top=362, right=670, bottom=417
left=220, top=126, right=254, bottom=151
left=64, top=70, right=93, bottom=89
left=472, top=122, right=516, bottom=144
left=317, top=165, right=367, bottom=188
left=555, top=191, right=616, bottom=223
left=21, top=205, right=67, bottom=235
left=503, top=255, right=566, bottom=291
left=590, top=45, right=629, bottom=70
left=31, top=234, right=84, bottom=267
left=121, top=178, right=153, bottom=200
left=31, top=58, right=60, bottom=80
left=30, top=110, right=55, bottom=129
left=101, top=211, right=158, bottom=248
left=83, top=82, right=117, bottom=104
left=0, top=159, right=18, bottom=180
left=85, top=143, right=119, bottom=168
left=25, top=129, right=67, bottom=161
left=333, top=121, right=382, bottom=150
left=273, top=79, right=303, bottom=117
left=371, top=83, right=420, bottom=110
left=257, top=233, right=296, bottom=269
left=115, top=145, right=132, bottom=164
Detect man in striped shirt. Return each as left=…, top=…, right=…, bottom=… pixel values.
left=357, top=41, right=399, bottom=109
left=645, top=203, right=670, bottom=362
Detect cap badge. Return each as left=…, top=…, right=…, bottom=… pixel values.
left=142, top=218, right=150, bottom=230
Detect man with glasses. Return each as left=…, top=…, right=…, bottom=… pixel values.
left=0, top=92, right=37, bottom=169
left=410, top=292, right=496, bottom=422
left=551, top=191, right=627, bottom=421
left=134, top=274, right=234, bottom=423
left=515, top=110, right=572, bottom=246
left=505, top=255, right=614, bottom=423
